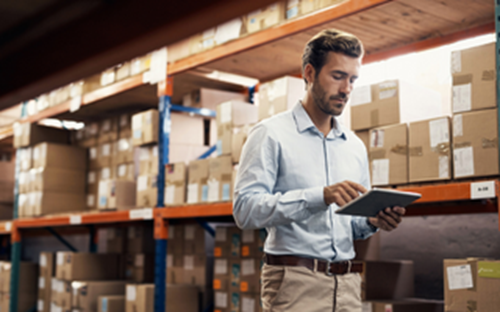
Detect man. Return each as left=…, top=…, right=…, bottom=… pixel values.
left=233, top=29, right=406, bottom=312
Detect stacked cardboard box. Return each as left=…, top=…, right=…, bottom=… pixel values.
left=123, top=225, right=155, bottom=283
left=13, top=122, right=69, bottom=148
left=258, top=76, right=305, bottom=122
left=164, top=162, right=187, bottom=206
left=208, top=156, right=235, bottom=203
left=187, top=159, right=209, bottom=204
left=37, top=252, right=55, bottom=312
left=0, top=261, right=38, bottom=312
left=125, top=283, right=199, bottom=312
left=245, top=2, right=286, bottom=34
left=0, top=152, right=15, bottom=212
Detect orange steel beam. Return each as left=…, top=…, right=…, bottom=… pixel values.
left=157, top=202, right=233, bottom=219
left=0, top=127, right=13, bottom=141
left=168, top=0, right=392, bottom=75
left=363, top=22, right=495, bottom=64
left=399, top=181, right=483, bottom=204
left=154, top=215, right=169, bottom=240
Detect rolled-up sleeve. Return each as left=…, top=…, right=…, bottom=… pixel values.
left=233, top=124, right=329, bottom=230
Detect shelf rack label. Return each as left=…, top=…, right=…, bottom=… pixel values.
left=470, top=181, right=495, bottom=199
left=129, top=208, right=154, bottom=220
left=69, top=215, right=82, bottom=225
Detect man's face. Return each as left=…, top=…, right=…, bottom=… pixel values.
left=310, top=52, right=361, bottom=116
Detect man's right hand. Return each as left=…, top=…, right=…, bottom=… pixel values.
left=323, top=180, right=367, bottom=206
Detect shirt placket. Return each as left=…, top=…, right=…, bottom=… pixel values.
left=322, top=135, right=336, bottom=260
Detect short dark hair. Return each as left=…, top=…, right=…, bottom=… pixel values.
left=302, top=29, right=364, bottom=83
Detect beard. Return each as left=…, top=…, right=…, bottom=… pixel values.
left=312, top=80, right=347, bottom=116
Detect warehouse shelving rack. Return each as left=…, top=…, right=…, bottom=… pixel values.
left=1, top=0, right=498, bottom=311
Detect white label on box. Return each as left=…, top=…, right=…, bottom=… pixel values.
left=5, top=222, right=11, bottom=232
left=378, top=81, right=397, bottom=99
left=370, top=129, right=384, bottom=148
left=39, top=276, right=45, bottom=289
left=118, top=164, right=127, bottom=177
left=241, top=259, right=256, bottom=276
left=119, top=138, right=130, bottom=151
left=242, top=297, right=255, bottom=312
left=470, top=181, right=496, bottom=199
left=57, top=253, right=64, bottom=265
left=439, top=156, right=449, bottom=179
left=453, top=114, right=463, bottom=137
left=149, top=47, right=167, bottom=84
left=152, top=146, right=158, bottom=157
left=184, top=255, right=194, bottom=270
left=126, top=285, right=137, bottom=301
left=132, top=114, right=142, bottom=129
left=185, top=225, right=195, bottom=240
left=447, top=264, right=473, bottom=290
left=187, top=183, right=199, bottom=204
left=90, top=147, right=97, bottom=160
left=38, top=299, right=44, bottom=311
left=69, top=95, right=82, bottom=113
left=371, top=159, right=389, bottom=186
left=215, top=259, right=228, bottom=275
left=242, top=230, right=255, bottom=243
left=215, top=227, right=227, bottom=242
left=102, top=144, right=111, bottom=156
left=362, top=302, right=373, bottom=312
left=350, top=85, right=372, bottom=106
left=137, top=175, right=148, bottom=191
left=88, top=172, right=96, bottom=184
left=139, top=147, right=150, bottom=160
left=451, top=51, right=461, bottom=74
left=167, top=254, right=173, bottom=268
left=70, top=215, right=82, bottom=225
left=40, top=254, right=47, bottom=267
left=164, top=185, right=175, bottom=205
left=215, top=292, right=228, bottom=308
left=207, top=179, right=220, bottom=202
left=429, top=118, right=449, bottom=148
left=57, top=281, right=64, bottom=293
left=453, top=146, right=474, bottom=178
left=33, top=146, right=40, bottom=160
left=135, top=254, right=145, bottom=267
left=101, top=167, right=111, bottom=180
left=452, top=83, right=472, bottom=113
left=87, top=194, right=95, bottom=207
left=220, top=102, right=232, bottom=124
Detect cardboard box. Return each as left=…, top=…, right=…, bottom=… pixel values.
left=300, top=0, right=346, bottom=15
left=98, top=118, right=119, bottom=143
left=355, top=130, right=370, bottom=151
left=98, top=179, right=136, bottom=210
left=88, top=145, right=99, bottom=170
left=354, top=232, right=380, bottom=261
left=0, top=180, right=14, bottom=203
left=55, top=252, right=120, bottom=281
left=98, top=166, right=116, bottom=181
left=232, top=124, right=253, bottom=163
left=1, top=291, right=38, bottom=312
left=369, top=123, right=408, bottom=186
left=32, top=142, right=87, bottom=171
left=31, top=191, right=87, bottom=216
left=138, top=146, right=158, bottom=175
left=245, top=2, right=285, bottom=33
left=452, top=42, right=496, bottom=113
left=132, top=109, right=158, bottom=146
left=167, top=225, right=185, bottom=255
left=164, top=162, right=186, bottom=206
left=31, top=167, right=86, bottom=193
left=364, top=298, right=443, bottom=312
left=116, top=138, right=134, bottom=164
left=258, top=75, right=305, bottom=121
left=0, top=261, right=38, bottom=293
left=239, top=258, right=262, bottom=294
left=18, top=147, right=32, bottom=171
left=119, top=114, right=132, bottom=139
left=240, top=293, right=261, bottom=312
left=187, top=159, right=209, bottom=204
left=13, top=122, right=69, bottom=148
left=452, top=108, right=499, bottom=179
left=97, top=142, right=114, bottom=168
left=83, top=74, right=102, bottom=94
left=98, top=295, right=125, bottom=312
left=130, top=54, right=152, bottom=76
left=362, top=260, right=414, bottom=300
left=214, top=226, right=242, bottom=258
left=168, top=38, right=191, bottom=63
left=168, top=144, right=213, bottom=165
left=409, top=117, right=451, bottom=182
left=53, top=280, right=73, bottom=311
left=182, top=254, right=212, bottom=287
left=72, top=281, right=127, bottom=311
left=125, top=284, right=154, bottom=312
left=214, top=291, right=240, bottom=312
left=216, top=101, right=258, bottom=156
left=136, top=174, right=157, bottom=208
left=183, top=224, right=208, bottom=255
left=183, top=88, right=246, bottom=111
left=241, top=229, right=267, bottom=258
left=0, top=203, right=12, bottom=220
left=19, top=171, right=29, bottom=193
left=116, top=163, right=135, bottom=181
left=165, top=284, right=199, bottom=312
left=169, top=113, right=205, bottom=146
left=38, top=252, right=55, bottom=312
left=124, top=254, right=155, bottom=283
left=208, top=156, right=233, bottom=202
left=127, top=225, right=155, bottom=254
left=350, top=80, right=442, bottom=131
left=103, top=228, right=126, bottom=254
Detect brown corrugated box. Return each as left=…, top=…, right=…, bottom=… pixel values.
left=38, top=252, right=55, bottom=312
left=214, top=226, right=241, bottom=258
left=240, top=229, right=266, bottom=258
left=32, top=142, right=87, bottom=170
left=31, top=191, right=87, bottom=216
left=167, top=225, right=185, bottom=255
left=258, top=75, right=305, bottom=121
left=31, top=167, right=86, bottom=193
left=13, top=122, right=69, bottom=148
left=103, top=228, right=127, bottom=254
left=127, top=225, right=155, bottom=254
left=182, top=254, right=212, bottom=287
left=369, top=123, right=408, bottom=186
left=187, top=159, right=209, bottom=204
left=98, top=179, right=136, bottom=210
left=138, top=146, right=158, bottom=175
left=125, top=284, right=154, bottom=312
left=97, top=142, right=114, bottom=168
left=116, top=138, right=134, bottom=164
left=116, top=163, right=135, bottom=181
left=124, top=254, right=155, bottom=283
left=355, top=130, right=370, bottom=152
left=183, top=88, right=246, bottom=110
left=88, top=145, right=99, bottom=170
left=0, top=291, right=38, bottom=312
left=361, top=260, right=414, bottom=300
left=350, top=80, right=442, bottom=131
left=164, top=162, right=186, bottom=206
left=119, top=114, right=132, bottom=139
left=184, top=224, right=207, bottom=255
left=98, top=166, right=116, bottom=181
left=409, top=117, right=451, bottom=183
left=213, top=258, right=231, bottom=291
left=0, top=261, right=38, bottom=293
left=98, top=295, right=125, bottom=312
left=239, top=257, right=262, bottom=294
left=239, top=293, right=261, bottom=312
left=451, top=42, right=496, bottom=113
left=131, top=109, right=158, bottom=146
left=208, top=156, right=233, bottom=203
left=55, top=252, right=120, bottom=281
left=214, top=291, right=240, bottom=312
left=136, top=174, right=157, bottom=208
left=98, top=118, right=119, bottom=143
left=245, top=2, right=285, bottom=33
left=452, top=108, right=499, bottom=179
left=72, top=280, right=126, bottom=311
left=354, top=232, right=380, bottom=261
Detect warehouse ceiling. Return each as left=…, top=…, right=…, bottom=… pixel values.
left=0, top=0, right=277, bottom=111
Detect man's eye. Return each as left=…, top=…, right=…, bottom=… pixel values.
left=333, top=75, right=343, bottom=80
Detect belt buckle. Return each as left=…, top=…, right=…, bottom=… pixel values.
left=325, top=260, right=334, bottom=276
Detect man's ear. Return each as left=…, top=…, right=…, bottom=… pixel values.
left=303, top=63, right=315, bottom=87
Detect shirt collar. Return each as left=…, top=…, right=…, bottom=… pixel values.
left=292, top=102, right=347, bottom=140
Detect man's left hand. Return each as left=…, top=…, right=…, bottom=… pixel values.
left=368, top=206, right=406, bottom=231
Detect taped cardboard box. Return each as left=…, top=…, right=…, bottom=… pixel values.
left=116, top=138, right=134, bottom=164
left=38, top=252, right=55, bottom=312
left=240, top=293, right=262, bottom=312
left=214, top=226, right=242, bottom=258
left=87, top=170, right=98, bottom=194
left=355, top=130, right=369, bottom=152
left=98, top=179, right=136, bottom=210
left=18, top=147, right=32, bottom=171
left=258, top=75, right=305, bottom=121
left=409, top=117, right=451, bottom=183
left=98, top=295, right=125, bottom=312
left=216, top=100, right=258, bottom=156
left=214, top=291, right=240, bottom=312
left=72, top=281, right=127, bottom=311
left=213, top=258, right=231, bottom=291
left=13, top=122, right=69, bottom=148
left=240, top=229, right=267, bottom=258
left=245, top=2, right=285, bottom=33
left=362, top=260, right=414, bottom=300
left=31, top=191, right=87, bottom=216
left=52, top=279, right=73, bottom=311
left=184, top=224, right=213, bottom=255
left=451, top=42, right=496, bottom=113
left=31, top=167, right=86, bottom=193
left=55, top=252, right=120, bottom=281
left=187, top=158, right=210, bottom=204
left=124, top=254, right=155, bottom=283
left=1, top=291, right=38, bottom=312
left=169, top=113, right=205, bottom=146
left=363, top=298, right=443, bottom=312
left=452, top=108, right=499, bottom=179
left=350, top=80, right=442, bottom=131
left=136, top=174, right=157, bottom=208
left=88, top=145, right=99, bottom=170
left=32, top=142, right=86, bottom=171
left=239, top=257, right=263, bottom=294
left=183, top=88, right=246, bottom=110
left=116, top=62, right=131, bottom=81
left=0, top=261, right=38, bottom=293
left=119, top=113, right=133, bottom=139
left=98, top=118, right=119, bottom=144
left=169, top=143, right=213, bottom=164
left=164, top=162, right=186, bottom=206
left=102, top=228, right=127, bottom=254
left=182, top=254, right=213, bottom=287
left=131, top=109, right=158, bottom=146
left=444, top=258, right=500, bottom=312
left=232, top=125, right=253, bottom=164
left=138, top=146, right=158, bottom=175
left=116, top=163, right=135, bottom=181
left=208, top=156, right=233, bottom=202
left=369, top=123, right=408, bottom=186
left=97, top=142, right=114, bottom=168
left=127, top=225, right=155, bottom=254
left=167, top=225, right=185, bottom=255
left=125, top=284, right=154, bottom=312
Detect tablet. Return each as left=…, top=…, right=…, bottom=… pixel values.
left=335, top=188, right=421, bottom=217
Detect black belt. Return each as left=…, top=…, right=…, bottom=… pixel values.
left=264, top=253, right=363, bottom=276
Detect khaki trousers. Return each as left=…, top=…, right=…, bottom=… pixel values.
left=261, top=263, right=362, bottom=312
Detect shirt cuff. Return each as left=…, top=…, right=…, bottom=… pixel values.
left=305, top=186, right=329, bottom=214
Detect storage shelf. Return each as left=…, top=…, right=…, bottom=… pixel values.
left=156, top=202, right=233, bottom=219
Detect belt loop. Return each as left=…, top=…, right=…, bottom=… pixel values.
left=313, top=259, right=318, bottom=272
left=347, top=260, right=352, bottom=274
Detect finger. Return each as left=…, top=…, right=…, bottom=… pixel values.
left=337, top=187, right=355, bottom=204
left=375, top=215, right=394, bottom=231
left=384, top=208, right=402, bottom=223
left=334, top=193, right=347, bottom=207
left=379, top=211, right=399, bottom=228
left=346, top=181, right=367, bottom=194
left=392, top=206, right=406, bottom=216
left=341, top=182, right=360, bottom=200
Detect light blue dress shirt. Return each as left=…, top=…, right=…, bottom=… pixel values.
left=233, top=102, right=377, bottom=261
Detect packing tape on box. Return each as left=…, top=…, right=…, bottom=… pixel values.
left=409, top=146, right=423, bottom=157
left=454, top=141, right=471, bottom=149
left=167, top=181, right=184, bottom=187
left=453, top=74, right=472, bottom=85
left=370, top=109, right=379, bottom=127
left=431, top=142, right=450, bottom=156
left=482, top=137, right=497, bottom=149
left=482, top=70, right=495, bottom=81
left=369, top=149, right=386, bottom=160
left=390, top=144, right=408, bottom=155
